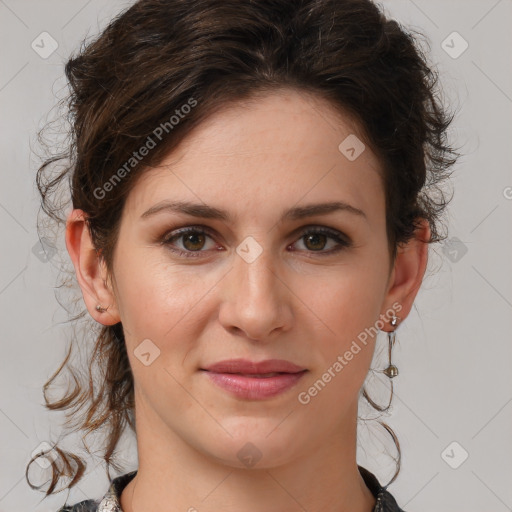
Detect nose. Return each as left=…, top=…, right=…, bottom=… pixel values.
left=218, top=244, right=293, bottom=342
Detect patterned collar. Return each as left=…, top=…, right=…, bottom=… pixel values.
left=60, top=465, right=405, bottom=511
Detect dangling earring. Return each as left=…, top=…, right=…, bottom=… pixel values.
left=361, top=313, right=401, bottom=413
left=383, top=313, right=400, bottom=379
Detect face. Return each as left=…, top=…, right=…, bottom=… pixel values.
left=102, top=90, right=401, bottom=467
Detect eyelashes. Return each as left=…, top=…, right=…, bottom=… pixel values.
left=159, top=224, right=353, bottom=259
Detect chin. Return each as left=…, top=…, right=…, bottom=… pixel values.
left=199, top=418, right=306, bottom=469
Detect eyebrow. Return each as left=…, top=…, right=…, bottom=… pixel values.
left=140, top=200, right=367, bottom=222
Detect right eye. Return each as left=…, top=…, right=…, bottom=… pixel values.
left=161, top=227, right=219, bottom=258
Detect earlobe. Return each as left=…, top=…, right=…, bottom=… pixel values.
left=65, top=209, right=120, bottom=326
left=381, top=219, right=430, bottom=330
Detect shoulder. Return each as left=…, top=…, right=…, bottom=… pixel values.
left=358, top=465, right=407, bottom=512
left=57, top=499, right=100, bottom=512
left=374, top=490, right=407, bottom=512
left=56, top=470, right=137, bottom=512
left=58, top=468, right=405, bottom=512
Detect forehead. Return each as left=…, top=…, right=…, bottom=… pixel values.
left=124, top=90, right=385, bottom=225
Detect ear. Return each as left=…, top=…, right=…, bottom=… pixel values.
left=65, top=209, right=121, bottom=326
left=380, top=218, right=430, bottom=331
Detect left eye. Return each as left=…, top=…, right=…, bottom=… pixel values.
left=161, top=226, right=351, bottom=258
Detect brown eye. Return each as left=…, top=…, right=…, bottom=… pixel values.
left=303, top=232, right=328, bottom=251
left=181, top=232, right=206, bottom=251
left=162, top=227, right=217, bottom=258
left=161, top=225, right=352, bottom=259
left=292, top=227, right=352, bottom=255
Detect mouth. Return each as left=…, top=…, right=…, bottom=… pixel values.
left=200, top=359, right=308, bottom=400
left=201, top=358, right=307, bottom=374
left=228, top=372, right=284, bottom=378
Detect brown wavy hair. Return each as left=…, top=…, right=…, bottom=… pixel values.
left=27, top=0, right=460, bottom=498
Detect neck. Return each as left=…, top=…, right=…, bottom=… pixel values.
left=120, top=395, right=376, bottom=512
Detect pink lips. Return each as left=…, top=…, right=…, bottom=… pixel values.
left=201, top=358, right=307, bottom=400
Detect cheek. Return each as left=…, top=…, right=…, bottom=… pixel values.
left=314, top=267, right=386, bottom=346
left=115, top=262, right=206, bottom=398
left=300, top=260, right=388, bottom=401
left=113, top=243, right=202, bottom=336
left=296, top=280, right=380, bottom=418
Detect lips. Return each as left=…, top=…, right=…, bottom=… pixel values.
left=201, top=359, right=307, bottom=400
left=202, top=358, right=306, bottom=374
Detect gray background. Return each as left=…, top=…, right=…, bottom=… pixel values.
left=1, top=0, right=511, bottom=511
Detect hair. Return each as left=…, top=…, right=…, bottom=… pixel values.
left=27, top=0, right=460, bottom=498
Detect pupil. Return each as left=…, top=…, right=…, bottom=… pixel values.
left=305, top=233, right=326, bottom=251
left=184, top=233, right=205, bottom=251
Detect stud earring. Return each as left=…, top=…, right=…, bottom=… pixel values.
left=95, top=304, right=109, bottom=313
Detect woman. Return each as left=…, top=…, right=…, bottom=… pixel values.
left=27, top=0, right=459, bottom=510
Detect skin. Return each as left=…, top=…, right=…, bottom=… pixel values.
left=66, top=89, right=429, bottom=512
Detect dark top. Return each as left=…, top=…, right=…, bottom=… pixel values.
left=57, top=465, right=405, bottom=511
